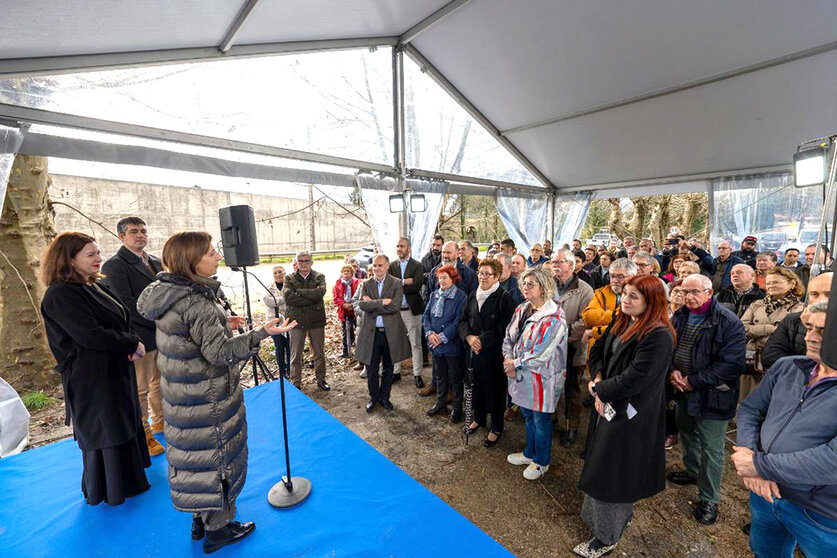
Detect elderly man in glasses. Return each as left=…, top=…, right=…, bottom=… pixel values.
left=668, top=274, right=746, bottom=526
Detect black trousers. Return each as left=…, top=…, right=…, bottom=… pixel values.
left=368, top=328, right=393, bottom=403
left=473, top=360, right=506, bottom=433
left=434, top=355, right=463, bottom=411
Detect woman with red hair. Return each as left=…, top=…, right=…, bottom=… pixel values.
left=573, top=275, right=676, bottom=558
left=423, top=265, right=468, bottom=422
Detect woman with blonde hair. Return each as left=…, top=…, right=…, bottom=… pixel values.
left=503, top=266, right=568, bottom=480
left=138, top=231, right=296, bottom=553
left=40, top=232, right=150, bottom=506
left=739, top=267, right=805, bottom=400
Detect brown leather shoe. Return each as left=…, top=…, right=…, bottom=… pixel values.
left=446, top=391, right=454, bottom=405
left=418, top=383, right=436, bottom=397
left=146, top=429, right=165, bottom=457
left=353, top=362, right=364, bottom=371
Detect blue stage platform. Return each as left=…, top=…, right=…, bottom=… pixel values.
left=0, top=381, right=513, bottom=557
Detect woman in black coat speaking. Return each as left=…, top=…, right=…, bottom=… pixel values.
left=573, top=275, right=676, bottom=558
left=40, top=232, right=150, bottom=506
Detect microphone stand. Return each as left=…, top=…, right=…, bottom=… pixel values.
left=231, top=266, right=312, bottom=507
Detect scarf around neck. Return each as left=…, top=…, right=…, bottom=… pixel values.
left=764, top=292, right=800, bottom=315
left=433, top=287, right=456, bottom=318
left=476, top=281, right=500, bottom=310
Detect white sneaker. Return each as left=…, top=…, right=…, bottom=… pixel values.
left=360, top=367, right=367, bottom=378
left=507, top=452, right=533, bottom=466
left=523, top=462, right=549, bottom=480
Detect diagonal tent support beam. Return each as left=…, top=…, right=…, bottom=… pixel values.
left=403, top=44, right=555, bottom=192
left=399, top=0, right=472, bottom=45
left=219, top=0, right=265, bottom=53
left=0, top=37, right=400, bottom=79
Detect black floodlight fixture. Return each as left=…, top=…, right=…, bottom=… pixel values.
left=793, top=140, right=829, bottom=188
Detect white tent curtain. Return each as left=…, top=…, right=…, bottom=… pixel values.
left=495, top=188, right=548, bottom=258
left=552, top=191, right=593, bottom=248
left=0, top=125, right=25, bottom=213
left=709, top=172, right=827, bottom=253
left=356, top=175, right=447, bottom=259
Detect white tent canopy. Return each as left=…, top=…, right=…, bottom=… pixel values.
left=1, top=0, right=836, bottom=198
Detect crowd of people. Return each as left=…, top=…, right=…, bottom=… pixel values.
left=37, top=217, right=836, bottom=557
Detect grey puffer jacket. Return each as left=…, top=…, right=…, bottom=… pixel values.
left=137, top=273, right=269, bottom=513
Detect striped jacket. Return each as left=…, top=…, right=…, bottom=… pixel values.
left=502, top=299, right=568, bottom=413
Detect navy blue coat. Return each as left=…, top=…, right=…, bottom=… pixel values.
left=423, top=288, right=467, bottom=357
left=670, top=299, right=746, bottom=420
left=426, top=261, right=478, bottom=296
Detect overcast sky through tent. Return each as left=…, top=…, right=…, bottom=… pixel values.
left=0, top=47, right=540, bottom=201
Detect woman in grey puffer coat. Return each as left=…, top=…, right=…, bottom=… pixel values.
left=137, top=231, right=294, bottom=554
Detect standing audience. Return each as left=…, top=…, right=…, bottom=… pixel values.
left=460, top=259, right=515, bottom=446
left=527, top=243, right=549, bottom=267
left=427, top=241, right=478, bottom=295
left=668, top=273, right=746, bottom=525
left=101, top=217, right=165, bottom=457
left=332, top=265, right=360, bottom=359
left=754, top=252, right=777, bottom=290
left=716, top=263, right=764, bottom=317
left=389, top=237, right=427, bottom=388
left=574, top=276, right=676, bottom=558
left=41, top=232, right=151, bottom=506
left=421, top=235, right=444, bottom=273
left=494, top=252, right=524, bottom=305
left=263, top=265, right=290, bottom=376
left=504, top=266, right=568, bottom=480
left=284, top=251, right=330, bottom=391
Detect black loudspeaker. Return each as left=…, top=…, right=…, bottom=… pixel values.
left=219, top=205, right=259, bottom=267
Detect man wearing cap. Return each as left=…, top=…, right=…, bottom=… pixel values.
left=733, top=236, right=759, bottom=269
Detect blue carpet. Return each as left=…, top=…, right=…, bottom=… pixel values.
left=0, top=381, right=513, bottom=557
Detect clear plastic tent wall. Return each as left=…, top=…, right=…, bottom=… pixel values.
left=356, top=175, right=446, bottom=259
left=0, top=125, right=25, bottom=212
left=495, top=189, right=548, bottom=258
left=709, top=172, right=829, bottom=253
left=553, top=192, right=593, bottom=248
left=0, top=49, right=394, bottom=165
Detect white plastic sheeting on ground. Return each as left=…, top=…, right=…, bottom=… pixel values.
left=709, top=172, right=829, bottom=253
left=553, top=192, right=593, bottom=248
left=0, top=377, right=29, bottom=457
left=495, top=189, right=548, bottom=258
left=0, top=124, right=25, bottom=213
left=356, top=175, right=446, bottom=259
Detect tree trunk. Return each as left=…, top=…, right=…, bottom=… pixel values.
left=628, top=197, right=650, bottom=238
left=680, top=193, right=705, bottom=237
left=606, top=199, right=624, bottom=237
left=648, top=195, right=672, bottom=247
left=0, top=155, right=58, bottom=391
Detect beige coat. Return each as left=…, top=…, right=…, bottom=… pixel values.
left=557, top=275, right=595, bottom=366
left=741, top=298, right=805, bottom=352
left=354, top=274, right=411, bottom=366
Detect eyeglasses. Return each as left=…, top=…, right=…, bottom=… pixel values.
left=682, top=288, right=709, bottom=296
left=635, top=262, right=650, bottom=268
left=477, top=272, right=495, bottom=277
left=551, top=259, right=570, bottom=265
left=520, top=280, right=538, bottom=289
left=610, top=274, right=628, bottom=281
left=297, top=259, right=312, bottom=263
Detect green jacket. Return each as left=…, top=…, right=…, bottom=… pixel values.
left=283, top=269, right=327, bottom=329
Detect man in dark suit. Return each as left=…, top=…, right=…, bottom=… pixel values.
left=389, top=237, right=426, bottom=388
left=355, top=255, right=411, bottom=413
left=101, top=216, right=165, bottom=456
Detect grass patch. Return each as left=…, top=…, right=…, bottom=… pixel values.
left=21, top=390, right=57, bottom=412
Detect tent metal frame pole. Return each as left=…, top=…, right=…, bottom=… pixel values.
left=218, top=0, right=264, bottom=53
left=408, top=168, right=545, bottom=194
left=706, top=181, right=715, bottom=248
left=398, top=0, right=472, bottom=45
left=0, top=37, right=400, bottom=78
left=546, top=191, right=555, bottom=244
left=393, top=46, right=409, bottom=237
left=0, top=103, right=395, bottom=174
left=403, top=44, right=555, bottom=192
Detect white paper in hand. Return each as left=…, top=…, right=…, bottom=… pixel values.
left=627, top=403, right=637, bottom=420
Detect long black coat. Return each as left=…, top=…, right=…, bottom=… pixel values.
left=458, top=287, right=515, bottom=371
left=578, top=325, right=674, bottom=504
left=761, top=311, right=807, bottom=370
left=388, top=258, right=425, bottom=315
left=40, top=281, right=144, bottom=451
left=101, top=246, right=163, bottom=350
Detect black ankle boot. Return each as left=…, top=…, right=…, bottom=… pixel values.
left=203, top=521, right=256, bottom=554
left=191, top=515, right=205, bottom=540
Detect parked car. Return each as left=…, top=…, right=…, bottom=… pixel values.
left=352, top=245, right=376, bottom=268
left=759, top=231, right=787, bottom=254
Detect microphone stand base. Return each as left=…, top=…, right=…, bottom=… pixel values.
left=268, top=477, right=311, bottom=508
